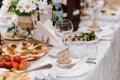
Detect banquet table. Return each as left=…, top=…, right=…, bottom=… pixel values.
left=1, top=9, right=120, bottom=80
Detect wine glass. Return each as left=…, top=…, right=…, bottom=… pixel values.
left=54, top=19, right=73, bottom=44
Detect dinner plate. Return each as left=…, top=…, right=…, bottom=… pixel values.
left=51, top=58, right=89, bottom=77
left=58, top=63, right=89, bottom=77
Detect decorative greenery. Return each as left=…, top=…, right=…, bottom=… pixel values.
left=7, top=26, right=15, bottom=32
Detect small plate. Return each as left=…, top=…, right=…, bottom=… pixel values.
left=88, top=27, right=102, bottom=32
left=55, top=58, right=84, bottom=68
left=2, top=34, right=24, bottom=41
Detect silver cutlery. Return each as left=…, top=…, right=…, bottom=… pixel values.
left=20, top=64, right=52, bottom=74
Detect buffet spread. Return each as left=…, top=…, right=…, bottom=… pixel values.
left=1, top=0, right=120, bottom=80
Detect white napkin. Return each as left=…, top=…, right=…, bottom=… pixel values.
left=33, top=19, right=64, bottom=47
left=27, top=56, right=53, bottom=80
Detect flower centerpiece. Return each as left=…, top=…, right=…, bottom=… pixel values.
left=9, top=0, right=38, bottom=28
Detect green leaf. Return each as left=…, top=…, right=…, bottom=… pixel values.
left=11, top=0, right=18, bottom=9
left=7, top=26, right=15, bottom=32
left=89, top=31, right=95, bottom=37
left=111, top=13, right=116, bottom=16
left=100, top=10, right=106, bottom=13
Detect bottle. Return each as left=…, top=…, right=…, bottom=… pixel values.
left=52, top=0, right=63, bottom=26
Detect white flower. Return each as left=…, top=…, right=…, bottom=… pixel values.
left=16, top=2, right=24, bottom=13
left=24, top=2, right=37, bottom=13
left=24, top=3, right=33, bottom=13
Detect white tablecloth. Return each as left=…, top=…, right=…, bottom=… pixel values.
left=30, top=19, right=120, bottom=80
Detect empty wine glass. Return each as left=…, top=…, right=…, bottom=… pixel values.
left=54, top=19, right=73, bottom=44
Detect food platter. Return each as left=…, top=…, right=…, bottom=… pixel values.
left=2, top=41, right=48, bottom=60
left=3, top=26, right=29, bottom=41
left=65, top=31, right=100, bottom=45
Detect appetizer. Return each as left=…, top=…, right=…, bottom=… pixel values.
left=100, top=10, right=116, bottom=16
left=5, top=26, right=28, bottom=39
left=0, top=71, right=29, bottom=80
left=2, top=41, right=48, bottom=59
left=65, top=31, right=97, bottom=42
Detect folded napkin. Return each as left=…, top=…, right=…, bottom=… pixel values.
left=27, top=56, right=53, bottom=80
left=33, top=19, right=64, bottom=47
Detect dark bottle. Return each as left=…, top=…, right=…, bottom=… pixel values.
left=52, top=0, right=63, bottom=26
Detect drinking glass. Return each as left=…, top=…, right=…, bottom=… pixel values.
left=54, top=19, right=73, bottom=44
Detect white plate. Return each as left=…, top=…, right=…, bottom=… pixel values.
left=88, top=27, right=102, bottom=32
left=2, top=33, right=24, bottom=41
left=97, top=9, right=120, bottom=21
left=2, top=47, right=47, bottom=61
left=65, top=36, right=100, bottom=45
left=58, top=63, right=89, bottom=77
left=85, top=36, right=101, bottom=45
left=52, top=58, right=89, bottom=77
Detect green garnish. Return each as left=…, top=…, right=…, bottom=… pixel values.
left=100, top=10, right=106, bottom=13
left=111, top=13, right=116, bottom=16
left=7, top=26, right=15, bottom=32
